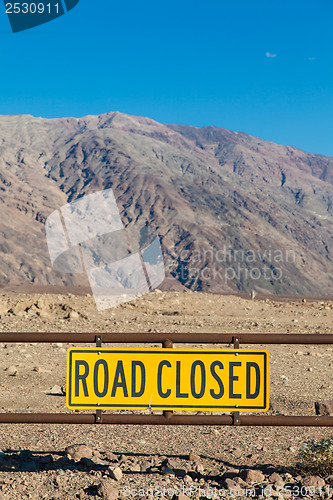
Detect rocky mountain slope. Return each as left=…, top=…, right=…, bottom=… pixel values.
left=0, top=112, right=332, bottom=295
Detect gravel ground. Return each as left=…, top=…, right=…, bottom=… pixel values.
left=0, top=290, right=332, bottom=499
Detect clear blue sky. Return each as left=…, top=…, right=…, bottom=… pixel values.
left=1, top=0, right=333, bottom=156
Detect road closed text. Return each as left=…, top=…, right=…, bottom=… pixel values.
left=66, top=349, right=269, bottom=411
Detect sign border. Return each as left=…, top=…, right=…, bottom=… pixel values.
left=67, top=349, right=269, bottom=411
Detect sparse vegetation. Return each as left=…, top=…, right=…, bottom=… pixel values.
left=297, top=437, right=333, bottom=476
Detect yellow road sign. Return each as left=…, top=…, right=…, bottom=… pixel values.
left=67, top=348, right=269, bottom=411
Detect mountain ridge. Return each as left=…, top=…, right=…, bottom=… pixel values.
left=0, top=111, right=332, bottom=295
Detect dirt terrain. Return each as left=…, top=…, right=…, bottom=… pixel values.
left=0, top=290, right=332, bottom=499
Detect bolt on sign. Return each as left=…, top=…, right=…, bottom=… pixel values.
left=67, top=349, right=269, bottom=412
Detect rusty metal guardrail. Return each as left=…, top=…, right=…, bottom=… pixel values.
left=0, top=332, right=332, bottom=426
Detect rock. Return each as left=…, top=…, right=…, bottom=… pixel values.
left=183, top=474, right=193, bottom=484
left=129, top=463, right=141, bottom=472
left=287, top=446, right=297, bottom=453
left=315, top=400, right=333, bottom=416
left=220, top=478, right=239, bottom=490
left=36, top=298, right=47, bottom=309
left=93, top=458, right=110, bottom=466
left=230, top=447, right=242, bottom=458
left=233, top=477, right=248, bottom=487
left=38, top=309, right=50, bottom=318
left=49, top=385, right=63, bottom=395
left=175, top=495, right=190, bottom=500
left=164, top=458, right=179, bottom=469
left=162, top=467, right=175, bottom=476
left=301, top=476, right=326, bottom=488
left=196, top=463, right=204, bottom=473
left=239, top=469, right=265, bottom=483
left=325, top=475, right=333, bottom=485
left=269, top=472, right=283, bottom=483
left=97, top=480, right=119, bottom=500
left=105, top=451, right=118, bottom=462
left=189, top=452, right=200, bottom=462
left=68, top=310, right=79, bottom=320
left=65, top=444, right=93, bottom=461
left=108, top=466, right=123, bottom=481
left=5, top=365, right=18, bottom=376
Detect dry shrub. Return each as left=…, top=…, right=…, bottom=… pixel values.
left=297, top=437, right=333, bottom=476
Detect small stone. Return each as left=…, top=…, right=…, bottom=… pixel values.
left=36, top=298, right=46, bottom=309
left=129, top=464, right=141, bottom=472
left=38, top=309, right=50, bottom=318
left=165, top=458, right=179, bottom=469
left=175, top=495, right=190, bottom=500
left=97, top=480, right=119, bottom=500
left=6, top=365, right=18, bottom=376
left=239, top=469, right=265, bottom=483
left=287, top=446, right=297, bottom=453
left=105, top=452, right=118, bottom=462
left=92, top=457, right=109, bottom=466
left=196, top=463, right=204, bottom=473
left=189, top=452, right=200, bottom=462
left=183, top=474, right=193, bottom=484
left=162, top=467, right=175, bottom=476
left=233, top=477, right=247, bottom=487
left=301, top=476, right=326, bottom=488
left=108, top=466, right=123, bottom=481
left=65, top=444, right=93, bottom=461
left=324, top=475, right=333, bottom=485
left=307, top=368, right=313, bottom=372
left=55, top=343, right=63, bottom=347
left=49, top=385, right=63, bottom=395
left=220, top=478, right=238, bottom=490
left=68, top=310, right=79, bottom=319
left=231, top=447, right=242, bottom=458
left=315, top=400, right=333, bottom=416
left=269, top=472, right=283, bottom=483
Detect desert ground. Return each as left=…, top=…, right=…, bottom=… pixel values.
left=0, top=289, right=332, bottom=499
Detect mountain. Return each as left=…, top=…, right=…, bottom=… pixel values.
left=0, top=112, right=332, bottom=295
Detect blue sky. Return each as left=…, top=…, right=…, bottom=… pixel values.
left=1, top=0, right=333, bottom=156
